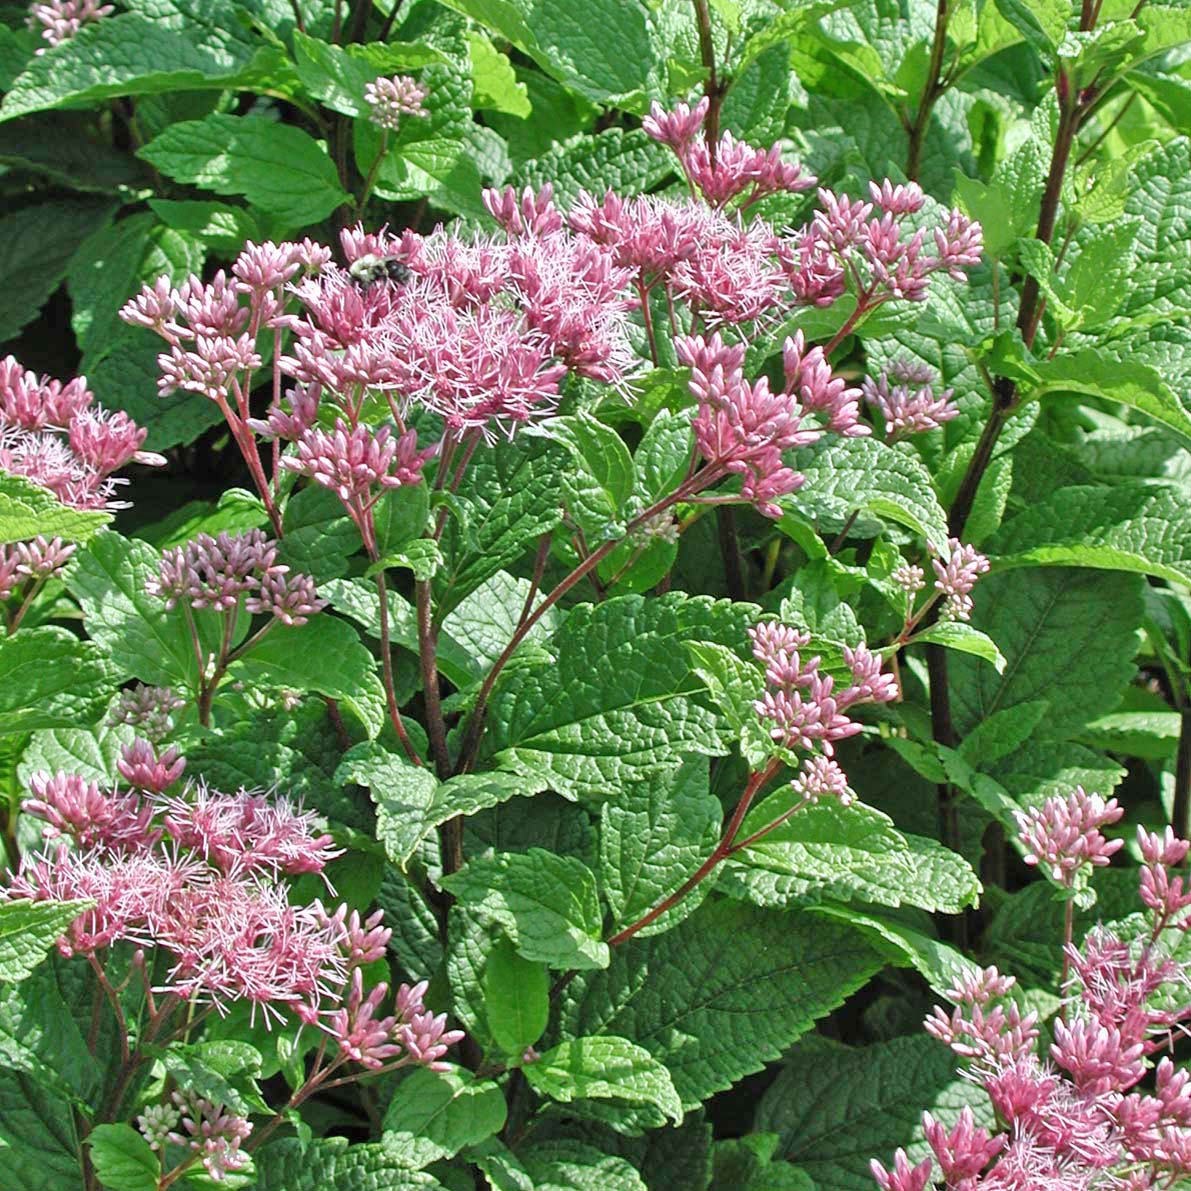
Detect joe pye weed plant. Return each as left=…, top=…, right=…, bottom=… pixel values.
left=5, top=0, right=1191, bottom=1188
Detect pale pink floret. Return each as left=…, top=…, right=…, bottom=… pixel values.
left=364, top=74, right=429, bottom=131
left=23, top=771, right=159, bottom=852
left=862, top=360, right=958, bottom=440
left=117, top=738, right=186, bottom=793
left=931, top=537, right=990, bottom=621
left=167, top=1090, right=252, bottom=1182
left=28, top=0, right=112, bottom=50
left=870, top=1149, right=933, bottom=1191
left=923, top=1106, right=1006, bottom=1183
left=482, top=184, right=564, bottom=238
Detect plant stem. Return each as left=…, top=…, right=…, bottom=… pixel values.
left=906, top=0, right=950, bottom=181
left=1174, top=693, right=1191, bottom=841
left=716, top=506, right=746, bottom=600
left=692, top=0, right=724, bottom=154
left=416, top=578, right=450, bottom=778
left=374, top=570, right=421, bottom=764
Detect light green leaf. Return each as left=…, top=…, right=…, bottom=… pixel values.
left=253, top=1137, right=445, bottom=1190
left=483, top=938, right=549, bottom=1055
left=147, top=199, right=263, bottom=252
left=782, top=436, right=949, bottom=551
left=0, top=627, right=118, bottom=736
left=86, top=1124, right=158, bottom=1191
left=992, top=482, right=1191, bottom=588
left=719, top=799, right=981, bottom=915
left=958, top=700, right=1049, bottom=768
left=293, top=32, right=443, bottom=117
left=440, top=848, right=609, bottom=970
left=910, top=621, right=1006, bottom=673
left=158, top=1040, right=267, bottom=1116
left=756, top=1034, right=991, bottom=1191
left=0, top=900, right=90, bottom=983
left=0, top=473, right=111, bottom=545
left=469, top=31, right=531, bottom=116
left=517, top=127, right=672, bottom=207
left=524, top=1035, right=682, bottom=1125
left=562, top=900, right=882, bottom=1107
left=382, top=1067, right=506, bottom=1169
left=600, top=757, right=721, bottom=936
left=483, top=593, right=755, bottom=799
left=18, top=724, right=134, bottom=787
left=539, top=413, right=635, bottom=537
left=366, top=539, right=443, bottom=582
left=139, top=114, right=348, bottom=227
left=520, top=1140, right=646, bottom=1191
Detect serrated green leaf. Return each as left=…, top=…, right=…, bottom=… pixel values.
left=520, top=1140, right=647, bottom=1191
left=484, top=938, right=549, bottom=1055
left=366, top=539, right=442, bottom=582
left=562, top=900, right=881, bottom=1107
left=782, top=436, right=949, bottom=550
left=0, top=627, right=118, bottom=736
left=441, top=848, right=608, bottom=970
left=757, top=1034, right=991, bottom=1191
left=139, top=114, right=348, bottom=227
left=992, top=482, right=1191, bottom=587
left=158, top=1040, right=267, bottom=1116
left=538, top=414, right=634, bottom=540
left=990, top=740, right=1125, bottom=804
left=483, top=593, right=755, bottom=799
left=524, top=1035, right=682, bottom=1126
left=958, top=700, right=1049, bottom=768
left=910, top=621, right=1005, bottom=673
left=949, top=568, right=1144, bottom=740
left=381, top=1066, right=506, bottom=1169
left=0, top=900, right=90, bottom=983
left=720, top=799, right=980, bottom=915
left=0, top=473, right=110, bottom=545
left=229, top=616, right=386, bottom=738
left=517, top=127, right=673, bottom=206
left=18, top=724, right=134, bottom=787
left=86, top=1123, right=158, bottom=1191
left=338, top=743, right=542, bottom=866
left=253, top=1137, right=446, bottom=1190
left=0, top=11, right=281, bottom=121
left=600, top=757, right=721, bottom=937
left=147, top=199, right=263, bottom=251
left=293, top=32, right=442, bottom=117
left=469, top=31, right=531, bottom=116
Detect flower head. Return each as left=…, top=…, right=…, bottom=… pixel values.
left=364, top=74, right=429, bottom=131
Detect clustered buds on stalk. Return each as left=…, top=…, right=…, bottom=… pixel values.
left=863, top=360, right=959, bottom=440
left=147, top=528, right=326, bottom=627
left=364, top=74, right=430, bottom=131
left=872, top=800, right=1191, bottom=1189
left=109, top=684, right=186, bottom=743
left=0, top=535, right=76, bottom=600
left=930, top=539, right=992, bottom=622
left=27, top=0, right=112, bottom=50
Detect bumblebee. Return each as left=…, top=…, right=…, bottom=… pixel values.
left=348, top=253, right=411, bottom=288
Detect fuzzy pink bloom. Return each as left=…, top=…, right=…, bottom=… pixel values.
left=641, top=97, right=710, bottom=153
left=246, top=381, right=321, bottom=442
left=782, top=331, right=868, bottom=437
left=117, top=739, right=186, bottom=793
left=1051, top=1018, right=1146, bottom=1095
left=931, top=537, right=990, bottom=622
left=23, top=771, right=158, bottom=851
left=364, top=74, right=429, bottom=130
left=283, top=421, right=432, bottom=502
left=158, top=784, right=342, bottom=879
left=869, top=180, right=926, bottom=215
left=923, top=965, right=1039, bottom=1064
left=1015, top=789, right=1124, bottom=887
left=29, top=0, right=112, bottom=49
left=312, top=903, right=391, bottom=966
left=863, top=361, right=958, bottom=440
left=325, top=968, right=402, bottom=1068
left=232, top=240, right=306, bottom=294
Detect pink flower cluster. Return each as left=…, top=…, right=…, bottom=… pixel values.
left=147, top=529, right=325, bottom=627
left=10, top=746, right=461, bottom=1076
left=863, top=360, right=959, bottom=440
left=677, top=330, right=865, bottom=517
left=873, top=818, right=1191, bottom=1190
left=0, top=535, right=76, bottom=601
left=28, top=0, right=112, bottom=51
left=931, top=538, right=991, bottom=622
left=109, top=683, right=186, bottom=743
left=0, top=354, right=158, bottom=511
left=1015, top=788, right=1124, bottom=888
left=364, top=74, right=429, bottom=131
left=749, top=620, right=897, bottom=761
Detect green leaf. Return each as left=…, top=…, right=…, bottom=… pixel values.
left=293, top=32, right=443, bottom=118
left=0, top=1066, right=86, bottom=1189
left=469, top=31, right=531, bottom=116
left=229, top=616, right=386, bottom=738
left=519, top=1140, right=646, bottom=1191
left=338, top=744, right=541, bottom=867
left=517, top=127, right=672, bottom=207
left=434, top=0, right=657, bottom=103
left=158, top=1040, right=267, bottom=1116
left=65, top=532, right=218, bottom=690
left=782, top=436, right=949, bottom=551
left=0, top=197, right=115, bottom=341
left=562, top=900, right=882, bottom=1107
left=599, top=757, right=721, bottom=937
left=0, top=900, right=90, bottom=983
left=0, top=627, right=117, bottom=736
left=958, top=700, right=1049, bottom=768
left=910, top=621, right=1006, bottom=673
left=949, top=568, right=1144, bottom=740
left=147, top=199, right=263, bottom=252
left=719, top=799, right=981, bottom=915
left=367, top=539, right=443, bottom=582
left=483, top=938, right=549, bottom=1055
left=0, top=473, right=110, bottom=545
left=381, top=1067, right=506, bottom=1169
left=756, top=1034, right=991, bottom=1191
left=483, top=593, right=755, bottom=799
left=18, top=724, right=133, bottom=787
left=278, top=485, right=360, bottom=583
left=0, top=11, right=281, bottom=121
left=0, top=112, right=151, bottom=193
left=994, top=0, right=1068, bottom=52
left=524, top=1035, right=683, bottom=1126
left=139, top=114, right=348, bottom=228
left=86, top=1124, right=158, bottom=1191
left=253, top=1138, right=445, bottom=1190
left=711, top=1135, right=813, bottom=1191
left=539, top=413, right=634, bottom=537
left=440, top=848, right=609, bottom=970
left=992, top=482, right=1191, bottom=587
left=1022, top=349, right=1191, bottom=447
left=435, top=436, right=565, bottom=614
